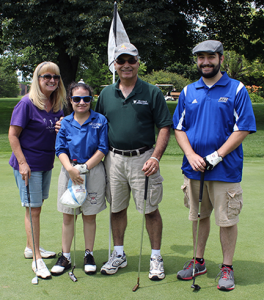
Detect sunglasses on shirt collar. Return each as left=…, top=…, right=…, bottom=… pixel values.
left=38, top=74, right=61, bottom=81
left=115, top=57, right=138, bottom=65
left=71, top=96, right=93, bottom=103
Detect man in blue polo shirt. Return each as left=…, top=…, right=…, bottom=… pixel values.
left=173, top=40, right=256, bottom=291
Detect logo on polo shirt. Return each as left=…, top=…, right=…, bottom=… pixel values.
left=133, top=100, right=149, bottom=105
left=218, top=97, right=228, bottom=103
left=89, top=122, right=102, bottom=129
left=192, top=99, right=198, bottom=104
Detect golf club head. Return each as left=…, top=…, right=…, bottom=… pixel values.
left=31, top=276, right=38, bottom=285
left=132, top=283, right=139, bottom=292
left=191, top=283, right=201, bottom=291
left=69, top=271, right=77, bottom=282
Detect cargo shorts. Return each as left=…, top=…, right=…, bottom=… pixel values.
left=181, top=175, right=243, bottom=227
left=104, top=148, right=164, bottom=214
left=57, top=161, right=107, bottom=216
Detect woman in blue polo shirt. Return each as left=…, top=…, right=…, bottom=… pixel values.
left=51, top=80, right=108, bottom=276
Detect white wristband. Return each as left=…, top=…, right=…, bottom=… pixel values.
left=150, top=156, right=160, bottom=163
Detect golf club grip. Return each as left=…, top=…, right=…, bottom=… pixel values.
left=26, top=184, right=30, bottom=203
left=144, top=176, right=149, bottom=200
left=199, top=172, right=205, bottom=201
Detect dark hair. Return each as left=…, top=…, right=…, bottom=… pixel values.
left=66, top=81, right=93, bottom=114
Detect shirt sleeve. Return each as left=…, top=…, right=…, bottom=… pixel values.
left=97, top=118, right=109, bottom=156
left=233, top=84, right=257, bottom=133
left=152, top=89, right=173, bottom=128
left=55, top=120, right=70, bottom=158
left=172, top=88, right=186, bottom=131
left=10, top=100, right=30, bottom=129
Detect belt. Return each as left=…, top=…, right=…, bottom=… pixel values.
left=109, top=146, right=152, bottom=157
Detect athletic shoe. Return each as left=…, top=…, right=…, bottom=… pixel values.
left=84, top=250, right=96, bottom=275
left=32, top=258, right=51, bottom=279
left=100, top=250, right=127, bottom=275
left=177, top=259, right=207, bottom=280
left=148, top=254, right=165, bottom=280
left=216, top=266, right=235, bottom=291
left=51, top=253, right=71, bottom=276
left=24, top=247, right=56, bottom=259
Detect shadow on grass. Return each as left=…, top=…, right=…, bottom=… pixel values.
left=43, top=249, right=264, bottom=288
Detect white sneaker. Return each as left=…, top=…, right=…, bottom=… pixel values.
left=100, top=250, right=127, bottom=275
left=24, top=247, right=56, bottom=259
left=148, top=254, right=165, bottom=280
left=32, top=259, right=51, bottom=279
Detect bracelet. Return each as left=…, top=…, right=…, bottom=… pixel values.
left=150, top=156, right=160, bottom=163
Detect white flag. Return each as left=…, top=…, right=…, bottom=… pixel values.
left=108, top=11, right=130, bottom=74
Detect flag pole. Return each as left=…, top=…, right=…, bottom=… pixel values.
left=112, top=2, right=117, bottom=84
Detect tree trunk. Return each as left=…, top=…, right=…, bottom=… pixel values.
left=58, top=50, right=79, bottom=91
left=56, top=44, right=79, bottom=115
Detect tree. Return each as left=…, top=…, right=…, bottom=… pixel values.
left=1, top=0, right=206, bottom=87
left=2, top=0, right=264, bottom=89
left=0, top=59, right=20, bottom=97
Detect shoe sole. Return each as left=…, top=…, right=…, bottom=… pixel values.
left=35, top=272, right=52, bottom=279
left=217, top=284, right=235, bottom=291
left=177, top=269, right=207, bottom=281
left=85, top=270, right=97, bottom=275
left=25, top=253, right=56, bottom=259
left=51, top=264, right=72, bottom=276
left=100, top=261, right=127, bottom=275
left=149, top=273, right=165, bottom=281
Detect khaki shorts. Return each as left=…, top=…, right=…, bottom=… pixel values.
left=57, top=162, right=107, bottom=216
left=104, top=149, right=164, bottom=214
left=181, top=175, right=243, bottom=227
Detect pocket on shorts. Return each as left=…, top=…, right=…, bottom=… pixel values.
left=181, top=176, right=190, bottom=208
left=149, top=174, right=164, bottom=206
left=227, top=188, right=243, bottom=219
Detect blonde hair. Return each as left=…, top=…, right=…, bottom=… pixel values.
left=29, top=61, right=66, bottom=112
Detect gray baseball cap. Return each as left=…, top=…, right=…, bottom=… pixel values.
left=114, top=43, right=139, bottom=59
left=192, top=40, right=224, bottom=55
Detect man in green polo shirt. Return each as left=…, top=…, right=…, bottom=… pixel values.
left=96, top=43, right=172, bottom=280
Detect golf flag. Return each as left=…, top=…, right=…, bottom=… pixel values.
left=108, top=2, right=130, bottom=74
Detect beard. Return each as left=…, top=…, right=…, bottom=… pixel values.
left=197, top=61, right=221, bottom=78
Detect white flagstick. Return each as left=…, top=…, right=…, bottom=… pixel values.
left=107, top=1, right=130, bottom=260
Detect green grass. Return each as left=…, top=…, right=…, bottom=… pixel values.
left=0, top=156, right=263, bottom=299
left=0, top=98, right=263, bottom=299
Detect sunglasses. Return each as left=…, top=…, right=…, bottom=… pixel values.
left=39, top=74, right=61, bottom=81
left=115, top=57, right=138, bottom=65
left=71, top=96, right=93, bottom=103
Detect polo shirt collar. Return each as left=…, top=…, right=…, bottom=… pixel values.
left=114, top=77, right=143, bottom=99
left=66, top=109, right=96, bottom=127
left=195, top=72, right=230, bottom=89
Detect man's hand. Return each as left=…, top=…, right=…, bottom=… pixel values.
left=142, top=157, right=159, bottom=176
left=74, top=164, right=89, bottom=174
left=204, top=151, right=223, bottom=170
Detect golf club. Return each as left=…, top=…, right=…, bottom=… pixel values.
left=191, top=171, right=205, bottom=291
left=108, top=203, right=112, bottom=260
left=132, top=176, right=149, bottom=292
left=26, top=183, right=38, bottom=285
left=69, top=208, right=78, bottom=282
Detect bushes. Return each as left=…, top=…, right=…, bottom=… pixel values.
left=248, top=93, right=264, bottom=103
left=141, top=70, right=191, bottom=93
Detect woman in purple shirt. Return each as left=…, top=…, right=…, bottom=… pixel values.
left=8, top=61, right=66, bottom=279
